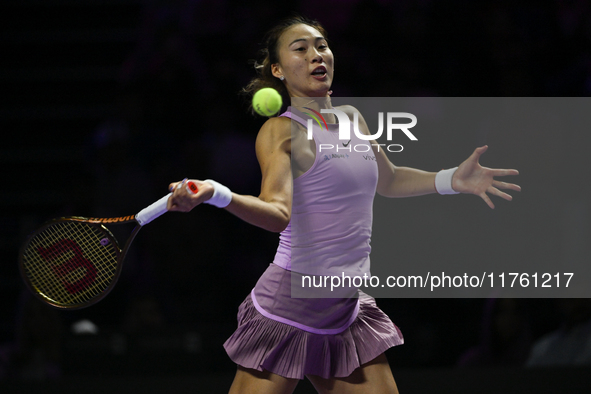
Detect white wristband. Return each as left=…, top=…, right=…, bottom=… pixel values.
left=203, top=179, right=232, bottom=208
left=435, top=167, right=459, bottom=195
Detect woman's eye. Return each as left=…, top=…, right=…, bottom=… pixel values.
left=296, top=47, right=305, bottom=51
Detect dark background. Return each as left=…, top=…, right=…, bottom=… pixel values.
left=1, top=0, right=591, bottom=393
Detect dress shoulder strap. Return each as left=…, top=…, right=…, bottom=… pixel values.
left=279, top=107, right=308, bottom=128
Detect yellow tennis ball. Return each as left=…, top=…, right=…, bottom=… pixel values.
left=253, top=88, right=282, bottom=117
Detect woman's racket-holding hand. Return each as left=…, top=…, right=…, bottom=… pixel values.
left=167, top=179, right=215, bottom=212
left=452, top=145, right=521, bottom=209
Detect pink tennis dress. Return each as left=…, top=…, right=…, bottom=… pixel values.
left=223, top=106, right=403, bottom=379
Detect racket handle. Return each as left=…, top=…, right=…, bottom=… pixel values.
left=135, top=181, right=198, bottom=226
left=186, top=181, right=198, bottom=194
left=136, top=193, right=171, bottom=226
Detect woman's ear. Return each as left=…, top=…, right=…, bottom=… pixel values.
left=271, top=63, right=283, bottom=80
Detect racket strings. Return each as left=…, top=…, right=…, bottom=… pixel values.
left=22, top=221, right=119, bottom=307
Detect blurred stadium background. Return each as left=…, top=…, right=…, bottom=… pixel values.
left=1, top=0, right=591, bottom=392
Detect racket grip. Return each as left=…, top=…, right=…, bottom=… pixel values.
left=186, top=181, right=198, bottom=194
left=135, top=181, right=198, bottom=225
left=135, top=193, right=171, bottom=226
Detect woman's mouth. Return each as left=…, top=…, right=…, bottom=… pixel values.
left=311, top=66, right=328, bottom=80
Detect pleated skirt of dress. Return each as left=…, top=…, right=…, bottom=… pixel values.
left=223, top=290, right=404, bottom=380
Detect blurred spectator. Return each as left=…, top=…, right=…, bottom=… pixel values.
left=527, top=298, right=591, bottom=366
left=458, top=298, right=532, bottom=367
left=122, top=294, right=167, bottom=334
left=0, top=291, right=63, bottom=380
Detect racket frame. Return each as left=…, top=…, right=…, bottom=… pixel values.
left=19, top=181, right=197, bottom=309
left=19, top=215, right=142, bottom=310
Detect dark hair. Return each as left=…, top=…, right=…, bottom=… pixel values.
left=242, top=15, right=328, bottom=115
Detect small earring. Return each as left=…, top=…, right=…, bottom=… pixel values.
left=279, top=76, right=285, bottom=81
left=328, top=90, right=333, bottom=95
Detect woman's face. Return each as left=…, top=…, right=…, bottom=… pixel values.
left=272, top=24, right=334, bottom=98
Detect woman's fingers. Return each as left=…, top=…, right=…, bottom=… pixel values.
left=480, top=192, right=495, bottom=209
left=488, top=186, right=513, bottom=201
left=480, top=185, right=516, bottom=209
left=491, top=168, right=519, bottom=177
left=468, top=145, right=488, bottom=163
left=167, top=179, right=197, bottom=212
left=492, top=180, right=521, bottom=192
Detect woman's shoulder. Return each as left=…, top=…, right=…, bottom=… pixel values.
left=258, top=115, right=291, bottom=134
left=335, top=104, right=359, bottom=117
left=255, top=115, right=292, bottom=147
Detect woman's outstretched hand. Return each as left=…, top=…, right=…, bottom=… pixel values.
left=452, top=146, right=521, bottom=209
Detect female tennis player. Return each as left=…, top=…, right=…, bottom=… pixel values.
left=168, top=16, right=520, bottom=394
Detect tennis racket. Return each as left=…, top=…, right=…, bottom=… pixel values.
left=19, top=181, right=198, bottom=310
